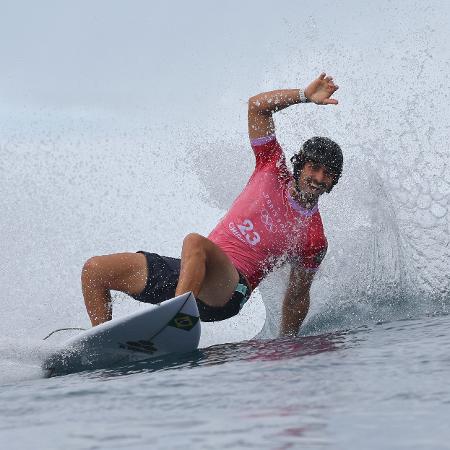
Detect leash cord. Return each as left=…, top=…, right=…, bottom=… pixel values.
left=43, top=327, right=86, bottom=340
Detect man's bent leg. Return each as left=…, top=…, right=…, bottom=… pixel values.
left=81, top=252, right=148, bottom=326
left=175, top=233, right=239, bottom=307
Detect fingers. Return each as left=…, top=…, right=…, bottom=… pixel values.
left=315, top=73, right=339, bottom=105
left=319, top=73, right=338, bottom=90
left=319, top=72, right=338, bottom=87
left=329, top=83, right=339, bottom=92
left=318, top=72, right=335, bottom=81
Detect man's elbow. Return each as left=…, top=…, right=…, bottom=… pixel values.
left=248, top=94, right=268, bottom=115
left=248, top=96, right=259, bottom=112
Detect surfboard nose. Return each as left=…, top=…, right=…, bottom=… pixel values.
left=42, top=291, right=201, bottom=376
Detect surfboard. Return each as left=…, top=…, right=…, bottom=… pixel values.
left=43, top=292, right=201, bottom=377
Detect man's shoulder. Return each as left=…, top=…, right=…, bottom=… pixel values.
left=250, top=134, right=290, bottom=176
left=291, top=210, right=328, bottom=271
left=250, top=134, right=278, bottom=148
left=310, top=209, right=327, bottom=242
left=294, top=208, right=327, bottom=252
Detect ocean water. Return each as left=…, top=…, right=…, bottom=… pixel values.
left=2, top=314, right=450, bottom=449
left=0, top=1, right=449, bottom=449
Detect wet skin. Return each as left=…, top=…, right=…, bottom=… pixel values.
left=290, top=161, right=335, bottom=208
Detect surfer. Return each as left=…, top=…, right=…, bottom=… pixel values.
left=81, top=72, right=343, bottom=336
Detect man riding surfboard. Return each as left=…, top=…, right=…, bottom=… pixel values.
left=81, top=72, right=343, bottom=336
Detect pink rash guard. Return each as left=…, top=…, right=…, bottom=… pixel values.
left=208, top=134, right=328, bottom=289
left=208, top=135, right=327, bottom=288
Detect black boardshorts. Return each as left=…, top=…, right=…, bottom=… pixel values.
left=131, top=251, right=252, bottom=322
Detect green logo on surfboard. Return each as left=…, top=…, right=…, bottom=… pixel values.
left=168, top=313, right=199, bottom=331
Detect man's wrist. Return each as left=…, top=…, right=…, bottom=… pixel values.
left=299, top=88, right=311, bottom=103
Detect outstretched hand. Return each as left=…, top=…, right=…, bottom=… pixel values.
left=304, top=73, right=339, bottom=105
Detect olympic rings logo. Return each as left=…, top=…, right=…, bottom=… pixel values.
left=260, top=209, right=277, bottom=233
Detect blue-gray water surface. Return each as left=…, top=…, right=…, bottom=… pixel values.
left=2, top=312, right=450, bottom=450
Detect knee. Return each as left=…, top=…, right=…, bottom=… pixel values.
left=182, top=233, right=208, bottom=259
left=183, top=232, right=205, bottom=246
left=81, top=256, right=105, bottom=285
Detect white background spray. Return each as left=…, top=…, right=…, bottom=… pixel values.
left=0, top=0, right=448, bottom=342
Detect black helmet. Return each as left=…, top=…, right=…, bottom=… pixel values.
left=290, top=136, right=343, bottom=192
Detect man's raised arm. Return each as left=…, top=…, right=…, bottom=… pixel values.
left=248, top=73, right=339, bottom=141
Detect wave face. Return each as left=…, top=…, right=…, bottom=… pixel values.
left=0, top=1, right=448, bottom=346
left=187, top=7, right=449, bottom=336
left=195, top=131, right=449, bottom=337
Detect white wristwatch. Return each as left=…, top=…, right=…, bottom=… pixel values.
left=299, top=89, right=310, bottom=103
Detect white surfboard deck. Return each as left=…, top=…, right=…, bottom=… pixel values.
left=43, top=292, right=200, bottom=376
left=110, top=288, right=266, bottom=348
